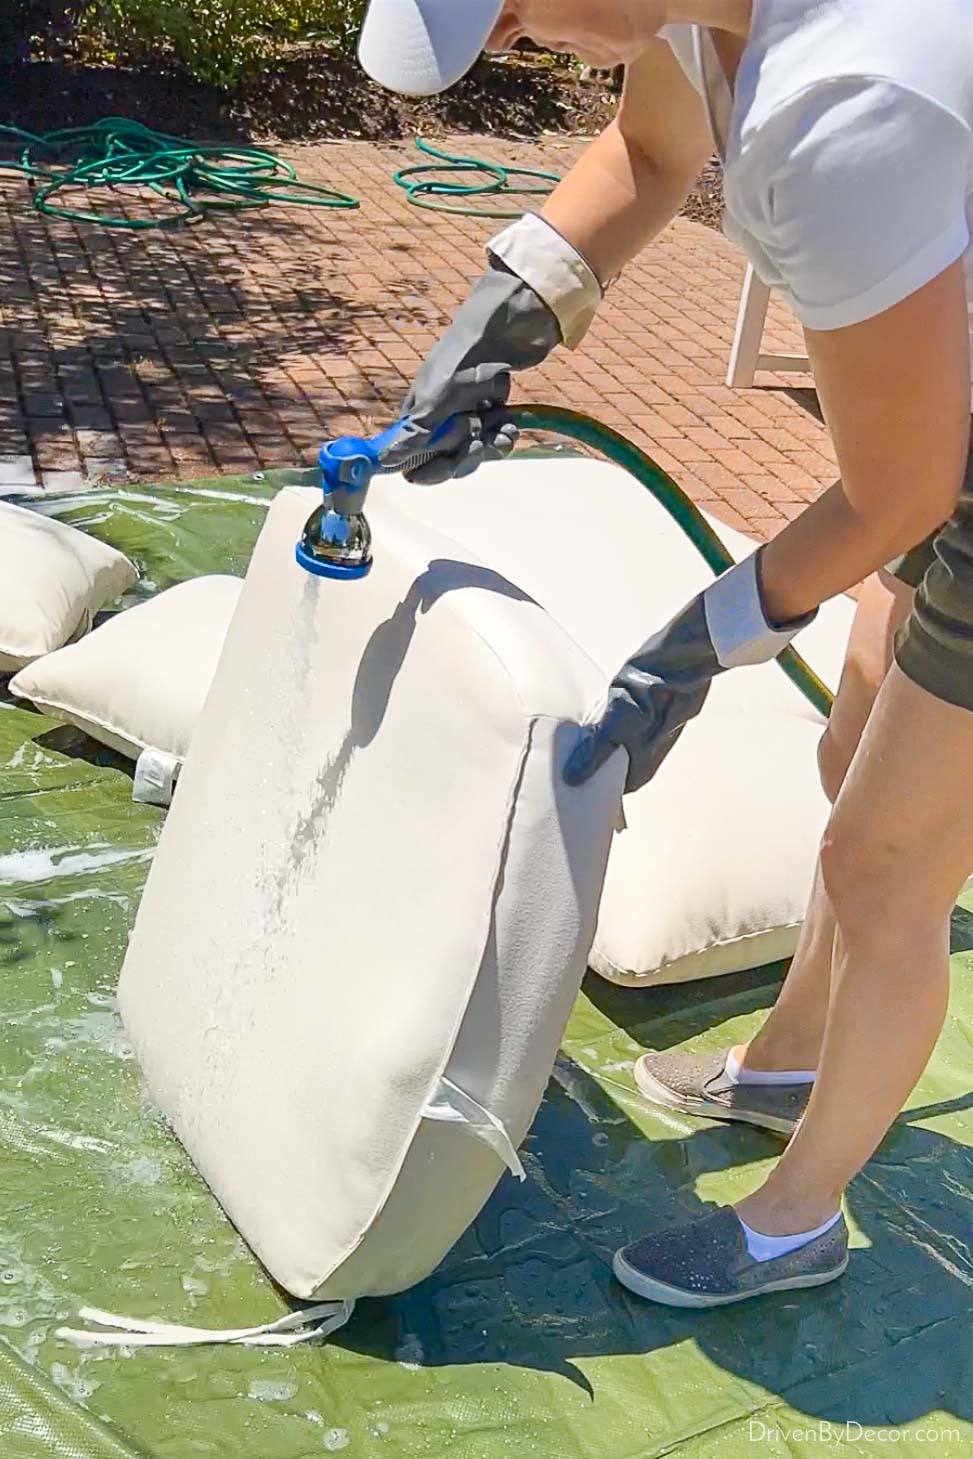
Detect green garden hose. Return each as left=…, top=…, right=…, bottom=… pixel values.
left=509, top=405, right=835, bottom=718
left=0, top=117, right=359, bottom=229
left=392, top=137, right=559, bottom=219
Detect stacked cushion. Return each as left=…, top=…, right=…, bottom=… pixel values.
left=370, top=456, right=854, bottom=985
left=0, top=501, right=136, bottom=671
left=10, top=576, right=242, bottom=762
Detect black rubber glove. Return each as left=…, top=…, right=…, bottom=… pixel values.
left=564, top=553, right=816, bottom=794
left=379, top=263, right=561, bottom=485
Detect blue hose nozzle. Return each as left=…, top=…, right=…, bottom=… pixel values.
left=295, top=416, right=454, bottom=579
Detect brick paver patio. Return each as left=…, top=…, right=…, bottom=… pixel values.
left=0, top=136, right=837, bottom=540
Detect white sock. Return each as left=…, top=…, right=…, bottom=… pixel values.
left=738, top=1209, right=841, bottom=1262
left=724, top=1046, right=816, bottom=1087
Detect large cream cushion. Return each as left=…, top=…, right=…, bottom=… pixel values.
left=10, top=576, right=242, bottom=761
left=118, top=487, right=624, bottom=1299
left=372, top=456, right=855, bottom=985
left=0, top=501, right=136, bottom=671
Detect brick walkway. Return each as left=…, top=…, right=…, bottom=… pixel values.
left=0, top=135, right=837, bottom=540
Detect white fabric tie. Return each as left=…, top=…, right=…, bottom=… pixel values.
left=423, top=1076, right=526, bottom=1181
left=57, top=1299, right=354, bottom=1349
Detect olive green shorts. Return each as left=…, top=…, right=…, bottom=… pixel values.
left=888, top=440, right=973, bottom=712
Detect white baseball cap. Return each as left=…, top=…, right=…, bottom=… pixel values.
left=358, top=0, right=505, bottom=96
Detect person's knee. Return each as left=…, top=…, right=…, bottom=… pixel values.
left=817, top=729, right=851, bottom=804
left=817, top=573, right=916, bottom=804
left=819, top=811, right=943, bottom=944
left=819, top=824, right=901, bottom=945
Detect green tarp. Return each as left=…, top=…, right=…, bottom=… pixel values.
left=1, top=476, right=971, bottom=1458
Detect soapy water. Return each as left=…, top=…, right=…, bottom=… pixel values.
left=3, top=890, right=132, bottom=916
left=394, top=1333, right=425, bottom=1370
left=118, top=1156, right=165, bottom=1187
left=0, top=844, right=154, bottom=886
left=301, top=1415, right=350, bottom=1449
left=0, top=1229, right=59, bottom=1338
left=50, top=1360, right=102, bottom=1403
left=43, top=1010, right=133, bottom=1061
left=6, top=740, right=46, bottom=770
left=248, top=1379, right=298, bottom=1403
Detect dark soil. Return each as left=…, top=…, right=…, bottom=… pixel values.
left=0, top=48, right=724, bottom=227
left=680, top=155, right=724, bottom=231
left=0, top=49, right=618, bottom=143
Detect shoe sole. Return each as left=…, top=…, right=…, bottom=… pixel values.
left=634, top=1059, right=799, bottom=1137
left=612, top=1247, right=849, bottom=1308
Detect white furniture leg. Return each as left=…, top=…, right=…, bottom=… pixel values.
left=727, top=264, right=811, bottom=387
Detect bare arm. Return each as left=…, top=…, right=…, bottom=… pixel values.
left=758, top=261, right=971, bottom=624
left=541, top=39, right=713, bottom=283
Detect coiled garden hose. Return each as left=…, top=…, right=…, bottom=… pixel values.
left=392, top=137, right=559, bottom=219
left=0, top=118, right=359, bottom=229
left=508, top=405, right=834, bottom=718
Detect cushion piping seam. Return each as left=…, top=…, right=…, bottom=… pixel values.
left=593, top=918, right=803, bottom=980
left=8, top=688, right=177, bottom=760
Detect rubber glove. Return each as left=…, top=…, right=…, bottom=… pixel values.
left=382, top=214, right=602, bottom=485
left=564, top=552, right=815, bottom=793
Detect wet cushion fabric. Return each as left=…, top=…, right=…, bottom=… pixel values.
left=118, top=486, right=624, bottom=1299
left=0, top=501, right=136, bottom=671
left=371, top=457, right=855, bottom=986
left=9, top=575, right=242, bottom=762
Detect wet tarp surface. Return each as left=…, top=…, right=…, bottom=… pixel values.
left=1, top=476, right=972, bottom=1459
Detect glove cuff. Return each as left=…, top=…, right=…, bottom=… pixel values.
left=488, top=214, right=602, bottom=350
left=703, top=552, right=816, bottom=669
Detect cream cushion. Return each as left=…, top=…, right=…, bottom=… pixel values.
left=118, top=487, right=624, bottom=1299
left=10, top=576, right=242, bottom=761
left=371, top=456, right=855, bottom=986
left=0, top=501, right=136, bottom=671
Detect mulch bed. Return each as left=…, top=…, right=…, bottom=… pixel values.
left=0, top=48, right=723, bottom=227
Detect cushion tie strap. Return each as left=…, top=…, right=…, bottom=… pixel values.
left=56, top=1299, right=354, bottom=1349
left=422, top=1076, right=526, bottom=1181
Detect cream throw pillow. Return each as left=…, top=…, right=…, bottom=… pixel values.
left=0, top=501, right=136, bottom=671
left=10, top=576, right=242, bottom=762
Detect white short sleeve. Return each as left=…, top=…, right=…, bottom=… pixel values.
left=728, top=79, right=972, bottom=331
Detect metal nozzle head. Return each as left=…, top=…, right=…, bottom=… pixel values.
left=295, top=501, right=373, bottom=579
left=295, top=432, right=384, bottom=579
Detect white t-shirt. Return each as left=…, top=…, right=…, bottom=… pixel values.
left=663, top=0, right=973, bottom=333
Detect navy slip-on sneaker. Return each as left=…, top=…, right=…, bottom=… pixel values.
left=613, top=1206, right=849, bottom=1309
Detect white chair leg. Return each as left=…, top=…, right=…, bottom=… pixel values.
left=726, top=264, right=771, bottom=388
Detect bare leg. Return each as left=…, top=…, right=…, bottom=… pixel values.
left=737, top=663, right=973, bottom=1233
left=744, top=571, right=915, bottom=1072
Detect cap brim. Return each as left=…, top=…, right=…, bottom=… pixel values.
left=358, top=0, right=504, bottom=96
